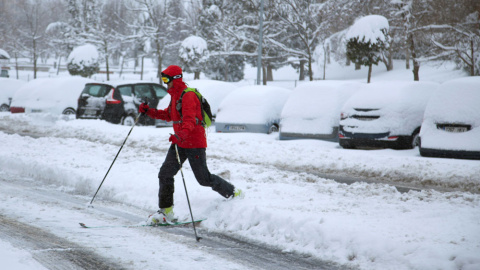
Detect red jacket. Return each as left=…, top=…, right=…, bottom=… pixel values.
left=146, top=81, right=207, bottom=149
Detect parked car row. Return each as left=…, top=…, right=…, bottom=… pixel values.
left=2, top=75, right=478, bottom=160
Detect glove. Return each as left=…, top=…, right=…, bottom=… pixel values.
left=139, top=103, right=149, bottom=114
left=169, top=134, right=182, bottom=144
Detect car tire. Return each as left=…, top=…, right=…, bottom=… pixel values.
left=267, top=124, right=279, bottom=134
left=339, top=140, right=356, bottom=149
left=0, top=104, right=9, bottom=112
left=399, top=128, right=421, bottom=149
left=62, top=108, right=76, bottom=115
left=122, top=115, right=136, bottom=126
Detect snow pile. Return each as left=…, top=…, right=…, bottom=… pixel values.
left=346, top=15, right=389, bottom=43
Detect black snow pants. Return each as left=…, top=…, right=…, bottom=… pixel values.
left=157, top=144, right=234, bottom=209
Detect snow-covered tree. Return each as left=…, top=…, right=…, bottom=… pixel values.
left=346, top=15, right=391, bottom=83
left=126, top=0, right=188, bottom=82
left=67, top=44, right=100, bottom=77
left=179, top=36, right=209, bottom=79
left=273, top=0, right=332, bottom=81
left=198, top=0, right=246, bottom=82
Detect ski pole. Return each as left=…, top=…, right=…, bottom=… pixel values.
left=174, top=144, right=202, bottom=242
left=88, top=112, right=143, bottom=207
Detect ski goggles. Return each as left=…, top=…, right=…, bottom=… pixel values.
left=161, top=73, right=182, bottom=84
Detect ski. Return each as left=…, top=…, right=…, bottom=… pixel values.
left=79, top=220, right=203, bottom=229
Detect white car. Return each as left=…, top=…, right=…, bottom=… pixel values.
left=0, top=78, right=26, bottom=112
left=339, top=81, right=439, bottom=149
left=419, top=77, right=480, bottom=159
left=155, top=79, right=238, bottom=127
left=10, top=76, right=95, bottom=115
left=280, top=80, right=361, bottom=141
left=215, top=85, right=291, bottom=134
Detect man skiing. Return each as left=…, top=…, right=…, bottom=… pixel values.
left=139, top=65, right=243, bottom=224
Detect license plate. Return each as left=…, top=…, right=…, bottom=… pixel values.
left=227, top=125, right=246, bottom=131
left=445, top=126, right=468, bottom=133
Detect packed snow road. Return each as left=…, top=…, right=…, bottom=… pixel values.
left=0, top=174, right=348, bottom=270
left=0, top=113, right=479, bottom=270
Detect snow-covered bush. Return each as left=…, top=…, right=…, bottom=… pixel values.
left=67, top=44, right=100, bottom=78
left=179, top=36, right=209, bottom=80
left=346, top=15, right=390, bottom=83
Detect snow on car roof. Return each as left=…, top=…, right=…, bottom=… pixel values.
left=342, top=81, right=439, bottom=110
left=280, top=80, right=362, bottom=134
left=424, top=76, right=480, bottom=126
left=215, top=85, right=291, bottom=124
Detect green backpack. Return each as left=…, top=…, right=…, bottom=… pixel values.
left=176, top=88, right=213, bottom=128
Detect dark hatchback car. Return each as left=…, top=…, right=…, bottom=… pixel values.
left=76, top=80, right=167, bottom=125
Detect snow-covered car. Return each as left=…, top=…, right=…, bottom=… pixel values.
left=0, top=78, right=26, bottom=112
left=215, top=85, right=291, bottom=134
left=279, top=80, right=361, bottom=141
left=339, top=81, right=439, bottom=149
left=419, top=77, right=480, bottom=160
left=77, top=80, right=167, bottom=126
left=155, top=79, right=237, bottom=128
left=10, top=76, right=95, bottom=115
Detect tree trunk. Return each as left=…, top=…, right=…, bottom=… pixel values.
left=367, top=64, right=372, bottom=83
left=308, top=55, right=313, bottom=81
left=409, top=33, right=420, bottom=81
left=405, top=45, right=410, bottom=69
left=33, top=39, right=37, bottom=79
left=105, top=45, right=110, bottom=81
left=470, top=39, right=475, bottom=76
left=299, top=60, right=306, bottom=81
left=262, top=66, right=267, bottom=85
left=224, top=56, right=229, bottom=81
left=141, top=56, right=144, bottom=80
left=346, top=56, right=351, bottom=66
left=194, top=71, right=200, bottom=80
left=355, top=62, right=361, bottom=70
left=267, top=64, right=273, bottom=81
left=57, top=56, right=61, bottom=75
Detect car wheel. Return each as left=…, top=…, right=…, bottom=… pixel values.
left=62, top=108, right=76, bottom=115
left=340, top=140, right=356, bottom=149
left=122, top=115, right=135, bottom=126
left=0, top=104, right=9, bottom=112
left=267, top=124, right=279, bottom=134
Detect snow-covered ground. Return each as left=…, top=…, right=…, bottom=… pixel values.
left=0, top=112, right=479, bottom=270
left=1, top=59, right=478, bottom=269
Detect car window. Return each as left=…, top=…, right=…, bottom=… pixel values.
left=134, top=85, right=153, bottom=99
left=153, top=85, right=167, bottom=99
left=118, top=85, right=133, bottom=97
left=83, top=84, right=108, bottom=97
